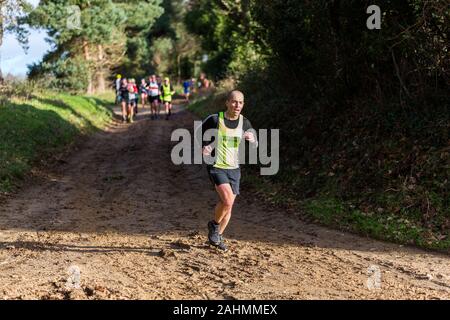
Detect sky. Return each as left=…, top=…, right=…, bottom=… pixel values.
left=1, top=0, right=51, bottom=77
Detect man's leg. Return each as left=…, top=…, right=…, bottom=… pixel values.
left=141, top=94, right=146, bottom=109
left=214, top=183, right=236, bottom=235
left=214, top=203, right=233, bottom=235
left=128, top=103, right=134, bottom=122
left=121, top=101, right=127, bottom=122
left=165, top=101, right=170, bottom=119
left=150, top=101, right=154, bottom=119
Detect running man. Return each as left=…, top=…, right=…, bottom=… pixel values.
left=130, top=78, right=139, bottom=115
left=156, top=75, right=163, bottom=114
left=147, top=74, right=160, bottom=120
left=190, top=78, right=196, bottom=94
left=127, top=79, right=137, bottom=123
left=139, top=78, right=148, bottom=110
left=199, top=90, right=258, bottom=251
left=118, top=78, right=129, bottom=123
left=115, top=74, right=122, bottom=105
left=160, top=77, right=175, bottom=120
left=183, top=78, right=191, bottom=102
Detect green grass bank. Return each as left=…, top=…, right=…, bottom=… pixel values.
left=0, top=92, right=114, bottom=193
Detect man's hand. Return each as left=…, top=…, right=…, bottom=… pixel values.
left=243, top=131, right=256, bottom=143
left=202, top=145, right=213, bottom=156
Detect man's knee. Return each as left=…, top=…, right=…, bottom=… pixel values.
left=221, top=197, right=235, bottom=209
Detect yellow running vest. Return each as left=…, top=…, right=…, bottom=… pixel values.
left=161, top=84, right=173, bottom=102
left=214, top=112, right=243, bottom=169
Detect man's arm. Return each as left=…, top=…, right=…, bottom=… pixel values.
left=195, top=114, right=218, bottom=148
left=243, top=118, right=258, bottom=148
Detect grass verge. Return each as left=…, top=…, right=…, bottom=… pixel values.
left=0, top=91, right=114, bottom=193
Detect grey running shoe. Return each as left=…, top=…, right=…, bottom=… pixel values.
left=217, top=235, right=228, bottom=251
left=217, top=241, right=228, bottom=251
left=210, top=234, right=228, bottom=252
left=207, top=220, right=220, bottom=245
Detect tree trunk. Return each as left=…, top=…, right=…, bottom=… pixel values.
left=97, top=44, right=106, bottom=93
left=83, top=40, right=93, bottom=94
left=177, top=54, right=181, bottom=84
left=329, top=0, right=341, bottom=80
left=0, top=10, right=4, bottom=84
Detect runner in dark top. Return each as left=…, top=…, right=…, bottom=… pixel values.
left=139, top=78, right=148, bottom=111
left=197, top=90, right=258, bottom=251
left=119, top=78, right=129, bottom=123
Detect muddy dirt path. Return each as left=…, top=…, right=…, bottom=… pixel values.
left=0, top=102, right=449, bottom=300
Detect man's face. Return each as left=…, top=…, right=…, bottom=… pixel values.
left=226, top=92, right=244, bottom=116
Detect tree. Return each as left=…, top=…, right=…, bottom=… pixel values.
left=0, top=0, right=32, bottom=83
left=112, top=0, right=164, bottom=80
left=184, top=0, right=267, bottom=80
left=27, top=0, right=163, bottom=93
left=147, top=0, right=201, bottom=81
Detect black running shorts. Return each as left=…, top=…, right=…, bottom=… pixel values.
left=149, top=95, right=159, bottom=103
left=207, top=166, right=241, bottom=195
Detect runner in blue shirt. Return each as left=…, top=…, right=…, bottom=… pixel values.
left=183, top=79, right=192, bottom=102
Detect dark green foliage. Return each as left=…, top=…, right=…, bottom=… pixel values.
left=184, top=0, right=267, bottom=79
left=251, top=0, right=449, bottom=103
left=184, top=0, right=449, bottom=249
left=146, top=0, right=201, bottom=81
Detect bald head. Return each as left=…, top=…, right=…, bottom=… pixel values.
left=225, top=90, right=245, bottom=119
left=227, top=90, right=244, bottom=102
